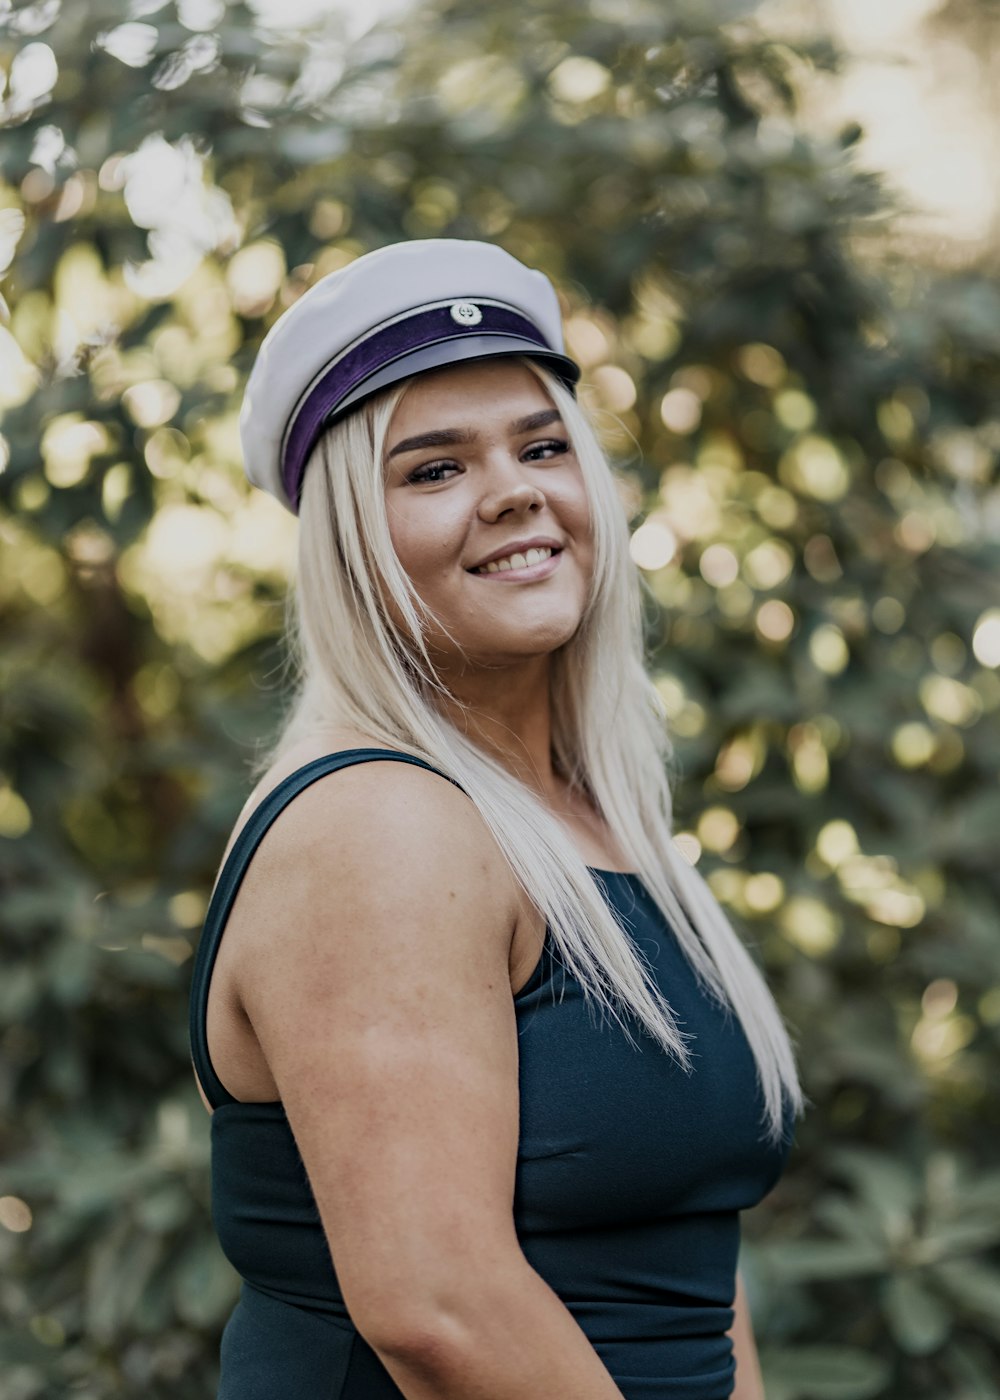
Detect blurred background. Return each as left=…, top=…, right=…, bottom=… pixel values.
left=1, top=1, right=999, bottom=1396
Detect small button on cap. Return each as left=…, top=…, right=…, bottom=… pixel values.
left=450, top=301, right=483, bottom=326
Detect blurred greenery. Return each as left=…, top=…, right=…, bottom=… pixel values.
left=1, top=0, right=999, bottom=1396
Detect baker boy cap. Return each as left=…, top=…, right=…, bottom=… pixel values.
left=240, top=237, right=582, bottom=515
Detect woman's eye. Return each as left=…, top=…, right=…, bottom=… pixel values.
left=407, top=461, right=459, bottom=484
left=523, top=438, right=570, bottom=460
left=406, top=440, right=569, bottom=483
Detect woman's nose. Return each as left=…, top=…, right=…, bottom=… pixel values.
left=478, top=453, right=540, bottom=492
left=477, top=454, right=546, bottom=519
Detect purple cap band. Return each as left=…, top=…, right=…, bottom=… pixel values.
left=281, top=301, right=553, bottom=509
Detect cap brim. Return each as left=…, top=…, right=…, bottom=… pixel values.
left=325, top=335, right=581, bottom=426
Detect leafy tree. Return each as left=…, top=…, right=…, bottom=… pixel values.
left=1, top=1, right=998, bottom=1396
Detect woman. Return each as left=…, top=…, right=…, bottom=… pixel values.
left=189, top=237, right=806, bottom=1399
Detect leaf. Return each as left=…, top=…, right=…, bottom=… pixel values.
left=944, top=1338, right=1000, bottom=1400
left=827, top=1145, right=920, bottom=1222
left=949, top=1170, right=1000, bottom=1219
left=920, top=1219, right=1000, bottom=1263
left=84, top=1215, right=132, bottom=1344
left=134, top=1181, right=193, bottom=1234
left=813, top=1192, right=888, bottom=1247
left=761, top=1344, right=892, bottom=1400
left=56, top=1157, right=151, bottom=1218
left=934, top=1259, right=1000, bottom=1331
left=0, top=207, right=26, bottom=275
left=761, top=1237, right=890, bottom=1281
left=172, top=1237, right=240, bottom=1327
left=0, top=965, right=40, bottom=1021
left=47, top=937, right=96, bottom=1006
left=881, top=1273, right=952, bottom=1355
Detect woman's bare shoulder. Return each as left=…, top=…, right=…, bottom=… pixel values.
left=214, top=728, right=393, bottom=888
left=228, top=729, right=520, bottom=978
left=250, top=729, right=390, bottom=807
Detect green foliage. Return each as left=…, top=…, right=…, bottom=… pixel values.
left=1, top=0, right=998, bottom=1396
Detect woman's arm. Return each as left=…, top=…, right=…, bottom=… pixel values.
left=728, top=1269, right=766, bottom=1400
left=239, top=760, right=627, bottom=1399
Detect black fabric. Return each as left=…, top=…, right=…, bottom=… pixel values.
left=189, top=749, right=795, bottom=1398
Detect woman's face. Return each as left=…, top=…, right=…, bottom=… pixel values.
left=382, top=358, right=593, bottom=673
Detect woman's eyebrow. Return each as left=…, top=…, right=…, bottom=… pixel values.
left=387, top=426, right=476, bottom=459
left=511, top=408, right=563, bottom=434
left=387, top=408, right=564, bottom=460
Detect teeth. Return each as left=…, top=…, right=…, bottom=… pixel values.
left=478, top=546, right=553, bottom=574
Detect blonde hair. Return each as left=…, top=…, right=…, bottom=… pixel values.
left=254, top=358, right=805, bottom=1147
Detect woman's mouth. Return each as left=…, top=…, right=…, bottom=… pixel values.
left=468, top=546, right=563, bottom=581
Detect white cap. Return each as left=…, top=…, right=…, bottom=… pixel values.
left=239, top=237, right=580, bottom=514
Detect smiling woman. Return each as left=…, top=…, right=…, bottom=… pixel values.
left=188, top=237, right=805, bottom=1400
left=379, top=360, right=592, bottom=674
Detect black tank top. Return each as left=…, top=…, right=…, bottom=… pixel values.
left=189, top=748, right=795, bottom=1399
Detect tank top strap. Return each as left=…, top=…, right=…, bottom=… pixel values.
left=189, top=748, right=467, bottom=1110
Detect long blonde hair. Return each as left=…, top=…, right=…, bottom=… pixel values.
left=254, top=358, right=805, bottom=1147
